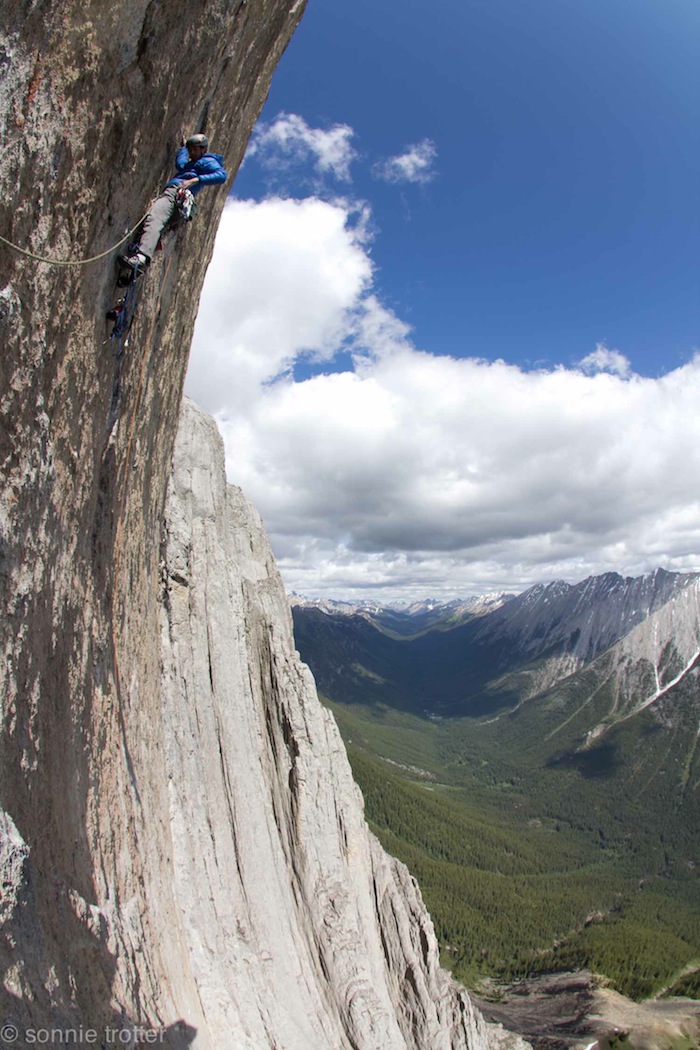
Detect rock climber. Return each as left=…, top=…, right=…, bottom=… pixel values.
left=119, top=134, right=227, bottom=272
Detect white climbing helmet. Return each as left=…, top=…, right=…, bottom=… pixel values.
left=186, top=134, right=208, bottom=150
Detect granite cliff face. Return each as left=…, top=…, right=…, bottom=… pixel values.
left=0, top=4, right=524, bottom=1047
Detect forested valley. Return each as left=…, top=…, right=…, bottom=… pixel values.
left=321, top=688, right=700, bottom=1001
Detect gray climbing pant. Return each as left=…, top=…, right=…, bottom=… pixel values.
left=137, top=186, right=180, bottom=260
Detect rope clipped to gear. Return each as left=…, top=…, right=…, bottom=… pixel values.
left=0, top=209, right=152, bottom=267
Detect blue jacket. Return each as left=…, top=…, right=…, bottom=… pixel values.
left=165, top=147, right=227, bottom=196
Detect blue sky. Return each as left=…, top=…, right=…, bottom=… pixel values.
left=233, top=0, right=699, bottom=376
left=187, top=0, right=700, bottom=599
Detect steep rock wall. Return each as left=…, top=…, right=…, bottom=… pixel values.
left=0, top=4, right=528, bottom=1048
left=0, top=2, right=304, bottom=1041
left=160, top=398, right=526, bottom=1049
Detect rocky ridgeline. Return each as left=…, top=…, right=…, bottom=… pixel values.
left=0, top=4, right=526, bottom=1047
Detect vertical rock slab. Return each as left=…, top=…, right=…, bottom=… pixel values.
left=160, top=399, right=528, bottom=1049
left=0, top=2, right=304, bottom=1040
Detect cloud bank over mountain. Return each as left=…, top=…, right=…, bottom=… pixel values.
left=187, top=137, right=700, bottom=600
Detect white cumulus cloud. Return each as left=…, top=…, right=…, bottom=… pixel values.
left=188, top=197, right=372, bottom=415
left=578, top=343, right=632, bottom=378
left=247, top=112, right=357, bottom=182
left=373, top=139, right=438, bottom=185
left=187, top=195, right=700, bottom=600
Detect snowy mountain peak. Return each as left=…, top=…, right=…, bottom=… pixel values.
left=289, top=592, right=514, bottom=618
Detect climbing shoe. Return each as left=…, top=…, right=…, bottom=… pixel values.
left=118, top=252, right=149, bottom=272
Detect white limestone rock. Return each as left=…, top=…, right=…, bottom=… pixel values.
left=159, top=398, right=529, bottom=1050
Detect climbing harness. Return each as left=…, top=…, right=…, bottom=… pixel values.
left=0, top=210, right=152, bottom=267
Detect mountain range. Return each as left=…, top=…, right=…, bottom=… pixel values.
left=289, top=591, right=514, bottom=636
left=292, top=568, right=700, bottom=719
left=291, top=569, right=700, bottom=1004
left=292, top=568, right=700, bottom=807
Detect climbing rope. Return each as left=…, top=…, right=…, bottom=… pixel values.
left=0, top=209, right=152, bottom=267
